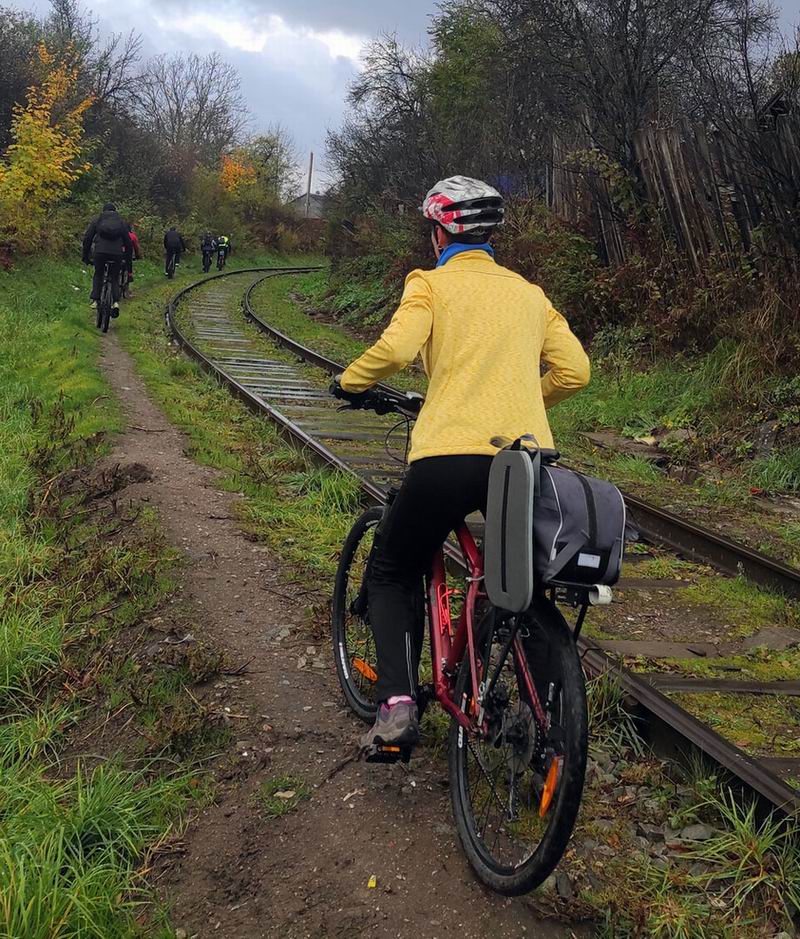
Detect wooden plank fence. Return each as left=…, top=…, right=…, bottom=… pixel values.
left=548, top=113, right=800, bottom=272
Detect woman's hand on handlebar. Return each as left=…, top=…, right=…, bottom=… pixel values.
left=330, top=374, right=369, bottom=409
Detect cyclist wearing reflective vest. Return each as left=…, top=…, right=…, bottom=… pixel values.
left=216, top=234, right=231, bottom=259
left=334, top=176, right=591, bottom=750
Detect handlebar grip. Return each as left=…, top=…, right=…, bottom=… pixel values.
left=330, top=377, right=368, bottom=408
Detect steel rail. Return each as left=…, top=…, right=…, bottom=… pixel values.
left=167, top=267, right=800, bottom=816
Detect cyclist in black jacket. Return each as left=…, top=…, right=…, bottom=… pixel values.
left=164, top=227, right=187, bottom=275
left=200, top=232, right=216, bottom=272
left=82, top=203, right=133, bottom=317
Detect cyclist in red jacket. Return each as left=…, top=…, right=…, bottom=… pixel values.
left=127, top=224, right=141, bottom=259
left=122, top=223, right=141, bottom=294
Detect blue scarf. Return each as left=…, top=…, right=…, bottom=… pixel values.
left=435, top=242, right=495, bottom=268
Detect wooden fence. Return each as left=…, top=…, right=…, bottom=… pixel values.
left=547, top=112, right=800, bottom=272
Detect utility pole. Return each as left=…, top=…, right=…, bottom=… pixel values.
left=305, top=152, right=314, bottom=218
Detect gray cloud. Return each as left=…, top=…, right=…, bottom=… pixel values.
left=235, top=0, right=434, bottom=44
left=24, top=0, right=437, bottom=188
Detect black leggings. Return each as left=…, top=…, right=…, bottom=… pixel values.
left=91, top=253, right=122, bottom=302
left=368, top=455, right=493, bottom=701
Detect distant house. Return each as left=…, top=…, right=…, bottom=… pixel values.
left=286, top=192, right=328, bottom=219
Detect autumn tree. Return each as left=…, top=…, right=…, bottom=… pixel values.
left=0, top=44, right=92, bottom=249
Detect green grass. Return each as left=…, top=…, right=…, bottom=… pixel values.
left=681, top=575, right=797, bottom=638
left=0, top=257, right=224, bottom=936
left=673, top=692, right=800, bottom=756
left=577, top=756, right=800, bottom=938
left=587, top=671, right=646, bottom=757
left=257, top=775, right=310, bottom=818
left=0, top=763, right=192, bottom=939
left=683, top=790, right=800, bottom=923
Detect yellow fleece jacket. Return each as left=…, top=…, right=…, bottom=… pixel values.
left=340, top=250, right=590, bottom=462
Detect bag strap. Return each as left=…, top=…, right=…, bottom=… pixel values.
left=575, top=473, right=598, bottom=544
left=542, top=533, right=587, bottom=582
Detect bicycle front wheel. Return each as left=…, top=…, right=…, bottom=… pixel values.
left=331, top=507, right=382, bottom=723
left=448, top=597, right=587, bottom=895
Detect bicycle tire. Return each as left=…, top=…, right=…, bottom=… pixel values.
left=167, top=257, right=175, bottom=279
left=99, top=282, right=112, bottom=333
left=448, top=597, right=587, bottom=895
left=331, top=506, right=382, bottom=723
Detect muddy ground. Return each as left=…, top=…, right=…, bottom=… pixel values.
left=98, top=333, right=590, bottom=938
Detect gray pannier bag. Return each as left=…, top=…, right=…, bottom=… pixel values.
left=484, top=436, right=626, bottom=612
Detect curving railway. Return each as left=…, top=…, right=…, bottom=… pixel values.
left=166, top=265, right=800, bottom=817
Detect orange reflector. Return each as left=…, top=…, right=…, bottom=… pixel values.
left=539, top=757, right=562, bottom=817
left=353, top=658, right=378, bottom=683
left=382, top=745, right=401, bottom=753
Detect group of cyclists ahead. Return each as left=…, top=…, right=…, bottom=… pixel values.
left=199, top=232, right=231, bottom=272
left=163, top=228, right=231, bottom=277
left=81, top=204, right=233, bottom=325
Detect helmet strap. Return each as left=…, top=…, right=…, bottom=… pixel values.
left=431, top=224, right=448, bottom=260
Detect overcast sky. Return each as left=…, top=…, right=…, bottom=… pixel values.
left=26, top=0, right=437, bottom=190
left=23, top=0, right=800, bottom=190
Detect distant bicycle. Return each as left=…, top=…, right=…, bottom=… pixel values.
left=216, top=246, right=226, bottom=271
left=202, top=249, right=213, bottom=273
left=96, top=262, right=114, bottom=333
left=166, top=252, right=177, bottom=279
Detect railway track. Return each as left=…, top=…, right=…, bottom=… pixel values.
left=166, top=266, right=800, bottom=816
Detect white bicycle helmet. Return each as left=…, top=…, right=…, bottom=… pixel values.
left=421, top=176, right=504, bottom=235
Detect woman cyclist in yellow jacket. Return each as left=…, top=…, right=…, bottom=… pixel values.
left=334, top=176, right=591, bottom=749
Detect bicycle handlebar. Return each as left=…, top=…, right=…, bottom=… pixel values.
left=330, top=379, right=423, bottom=418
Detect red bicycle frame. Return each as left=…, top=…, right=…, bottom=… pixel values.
left=427, top=524, right=545, bottom=732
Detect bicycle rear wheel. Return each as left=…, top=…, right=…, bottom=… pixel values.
left=448, top=597, right=587, bottom=895
left=331, top=507, right=382, bottom=722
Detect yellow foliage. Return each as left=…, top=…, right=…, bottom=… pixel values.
left=0, top=45, right=93, bottom=250
left=219, top=153, right=257, bottom=195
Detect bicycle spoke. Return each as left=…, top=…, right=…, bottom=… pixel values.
left=467, top=741, right=507, bottom=838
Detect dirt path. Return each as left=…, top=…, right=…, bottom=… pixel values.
left=100, top=332, right=588, bottom=939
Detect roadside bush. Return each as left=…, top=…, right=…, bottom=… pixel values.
left=497, top=200, right=607, bottom=337
left=319, top=205, right=427, bottom=326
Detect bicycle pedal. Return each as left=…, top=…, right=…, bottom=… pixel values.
left=363, top=743, right=412, bottom=765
